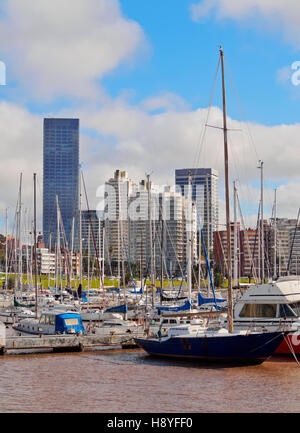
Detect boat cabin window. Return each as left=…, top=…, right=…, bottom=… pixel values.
left=48, top=315, right=55, bottom=325
left=170, top=319, right=177, bottom=324
left=239, top=303, right=277, bottom=318
left=288, top=302, right=300, bottom=317
left=278, top=304, right=296, bottom=318
left=39, top=315, right=46, bottom=324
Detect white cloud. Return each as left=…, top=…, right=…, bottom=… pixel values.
left=141, top=92, right=190, bottom=113
left=54, top=97, right=300, bottom=228
left=1, top=96, right=300, bottom=233
left=0, top=0, right=148, bottom=101
left=0, top=101, right=42, bottom=232
left=190, top=0, right=300, bottom=49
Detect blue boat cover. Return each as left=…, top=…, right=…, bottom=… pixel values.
left=156, top=300, right=192, bottom=312
left=198, top=292, right=226, bottom=306
left=55, top=313, right=86, bottom=334
left=105, top=304, right=128, bottom=313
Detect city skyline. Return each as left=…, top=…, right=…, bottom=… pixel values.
left=0, top=1, right=299, bottom=235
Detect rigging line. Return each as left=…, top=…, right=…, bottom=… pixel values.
left=283, top=334, right=300, bottom=367
left=58, top=204, right=72, bottom=285
left=193, top=56, right=221, bottom=171
left=223, top=55, right=260, bottom=163
left=286, top=208, right=300, bottom=276
left=215, top=229, right=229, bottom=277
left=81, top=169, right=103, bottom=288
left=157, top=215, right=184, bottom=278
left=237, top=191, right=258, bottom=283
left=252, top=202, right=261, bottom=281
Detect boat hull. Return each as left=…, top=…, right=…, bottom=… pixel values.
left=135, top=331, right=286, bottom=366
left=231, top=322, right=300, bottom=355
left=275, top=333, right=299, bottom=355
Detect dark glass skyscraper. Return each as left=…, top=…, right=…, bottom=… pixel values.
left=43, top=118, right=79, bottom=249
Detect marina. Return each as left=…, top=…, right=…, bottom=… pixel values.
left=0, top=0, right=300, bottom=417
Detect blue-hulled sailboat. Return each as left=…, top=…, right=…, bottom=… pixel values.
left=135, top=47, right=287, bottom=365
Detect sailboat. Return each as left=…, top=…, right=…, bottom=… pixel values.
left=135, top=47, right=287, bottom=365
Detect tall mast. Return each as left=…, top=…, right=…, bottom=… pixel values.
left=98, top=219, right=101, bottom=289
left=102, top=225, right=105, bottom=288
left=56, top=195, right=62, bottom=303
left=48, top=232, right=52, bottom=288
left=117, top=175, right=121, bottom=289
left=233, top=180, right=238, bottom=288
left=70, top=216, right=74, bottom=288
left=187, top=172, right=192, bottom=310
left=206, top=175, right=210, bottom=296
left=87, top=223, right=90, bottom=302
left=147, top=173, right=155, bottom=307
left=220, top=46, right=233, bottom=333
left=258, top=160, right=264, bottom=283
left=273, top=188, right=277, bottom=279
left=160, top=197, right=164, bottom=306
left=17, top=173, right=22, bottom=292
left=79, top=164, right=83, bottom=289
left=5, top=208, right=8, bottom=291
left=33, top=173, right=38, bottom=319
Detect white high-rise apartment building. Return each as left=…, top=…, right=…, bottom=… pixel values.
left=104, top=170, right=135, bottom=273
left=175, top=168, right=219, bottom=254
left=128, top=182, right=198, bottom=277
left=104, top=170, right=198, bottom=278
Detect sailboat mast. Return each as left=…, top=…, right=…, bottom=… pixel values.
left=233, top=180, right=238, bottom=288
left=159, top=196, right=164, bottom=305
left=79, top=164, right=83, bottom=289
left=33, top=173, right=38, bottom=319
left=147, top=173, right=155, bottom=307
left=273, top=188, right=277, bottom=279
left=258, top=160, right=264, bottom=282
left=17, top=173, right=22, bottom=292
left=5, top=208, right=8, bottom=291
left=220, top=46, right=233, bottom=333
left=187, top=172, right=192, bottom=311
left=56, top=195, right=62, bottom=303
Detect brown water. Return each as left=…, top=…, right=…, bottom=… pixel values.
left=0, top=348, right=299, bottom=413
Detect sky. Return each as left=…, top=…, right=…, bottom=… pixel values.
left=0, top=0, right=300, bottom=235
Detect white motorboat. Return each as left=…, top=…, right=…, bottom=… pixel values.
left=230, top=276, right=300, bottom=355
left=13, top=310, right=86, bottom=335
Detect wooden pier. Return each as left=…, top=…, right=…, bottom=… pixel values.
left=0, top=331, right=145, bottom=355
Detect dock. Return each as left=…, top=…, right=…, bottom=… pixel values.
left=0, top=325, right=145, bottom=355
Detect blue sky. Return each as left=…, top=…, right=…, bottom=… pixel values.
left=0, top=0, right=300, bottom=231
left=2, top=0, right=298, bottom=126
left=107, top=0, right=300, bottom=126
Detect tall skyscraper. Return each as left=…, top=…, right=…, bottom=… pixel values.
left=43, top=118, right=79, bottom=249
left=175, top=168, right=219, bottom=253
